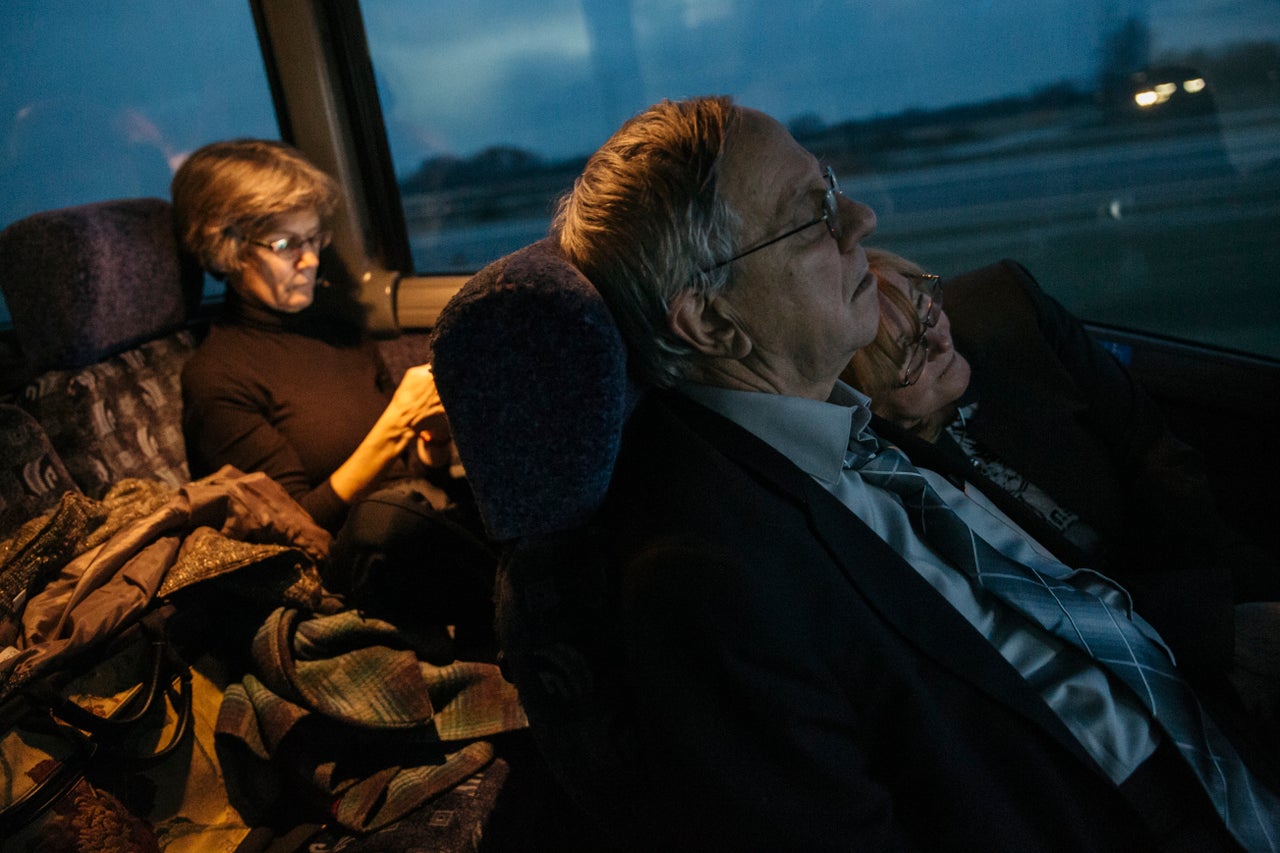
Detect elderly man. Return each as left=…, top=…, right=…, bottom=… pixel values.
left=548, top=96, right=1279, bottom=851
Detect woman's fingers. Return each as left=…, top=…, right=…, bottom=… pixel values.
left=385, top=364, right=446, bottom=430
left=415, top=430, right=454, bottom=468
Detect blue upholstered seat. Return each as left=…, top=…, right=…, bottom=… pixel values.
left=0, top=197, right=202, bottom=373
left=431, top=237, right=638, bottom=543
left=431, top=238, right=648, bottom=842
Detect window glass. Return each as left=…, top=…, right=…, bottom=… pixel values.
left=363, top=0, right=1280, bottom=358
left=0, top=0, right=278, bottom=326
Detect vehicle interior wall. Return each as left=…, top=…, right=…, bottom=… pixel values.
left=1092, top=327, right=1280, bottom=564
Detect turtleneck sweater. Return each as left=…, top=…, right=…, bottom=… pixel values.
left=181, top=292, right=405, bottom=531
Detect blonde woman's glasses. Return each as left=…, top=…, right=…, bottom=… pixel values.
left=247, top=230, right=332, bottom=263
left=897, top=274, right=943, bottom=388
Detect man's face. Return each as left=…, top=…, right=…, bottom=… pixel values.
left=715, top=109, right=880, bottom=399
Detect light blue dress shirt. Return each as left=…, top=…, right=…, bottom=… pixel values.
left=678, top=380, right=1160, bottom=785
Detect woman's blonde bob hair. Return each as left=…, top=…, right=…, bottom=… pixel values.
left=171, top=138, right=340, bottom=279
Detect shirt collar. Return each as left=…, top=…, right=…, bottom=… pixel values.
left=677, top=380, right=873, bottom=485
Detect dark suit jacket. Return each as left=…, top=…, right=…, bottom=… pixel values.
left=571, top=388, right=1246, bottom=851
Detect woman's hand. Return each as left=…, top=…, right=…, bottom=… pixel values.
left=415, top=422, right=455, bottom=468
left=327, top=363, right=449, bottom=502
left=383, top=363, right=447, bottom=442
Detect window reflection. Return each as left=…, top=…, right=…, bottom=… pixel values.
left=363, top=0, right=1280, bottom=358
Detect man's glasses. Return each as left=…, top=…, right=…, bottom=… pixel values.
left=897, top=274, right=943, bottom=388
left=702, top=166, right=843, bottom=272
left=247, top=230, right=332, bottom=263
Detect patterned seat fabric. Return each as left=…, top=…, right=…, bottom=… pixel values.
left=0, top=404, right=78, bottom=540
left=0, top=197, right=203, bottom=500
left=16, top=332, right=196, bottom=499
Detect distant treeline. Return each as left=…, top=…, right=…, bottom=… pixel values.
left=397, top=80, right=1093, bottom=197
left=397, top=38, right=1277, bottom=214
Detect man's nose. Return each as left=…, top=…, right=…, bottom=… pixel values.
left=837, top=196, right=876, bottom=253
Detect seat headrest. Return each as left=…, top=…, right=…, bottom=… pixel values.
left=431, top=238, right=636, bottom=542
left=0, top=197, right=202, bottom=371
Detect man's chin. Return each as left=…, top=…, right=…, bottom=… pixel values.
left=848, top=289, right=881, bottom=348
left=849, top=315, right=880, bottom=352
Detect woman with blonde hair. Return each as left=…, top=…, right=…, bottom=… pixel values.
left=844, top=248, right=1280, bottom=728
left=175, top=140, right=494, bottom=642
left=175, top=139, right=451, bottom=533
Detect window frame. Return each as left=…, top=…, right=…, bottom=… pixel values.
left=252, top=0, right=467, bottom=333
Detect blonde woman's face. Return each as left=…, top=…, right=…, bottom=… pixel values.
left=230, top=208, right=323, bottom=314
left=876, top=267, right=971, bottom=428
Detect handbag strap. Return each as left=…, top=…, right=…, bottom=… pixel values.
left=0, top=710, right=96, bottom=837
left=47, top=604, right=194, bottom=762
left=0, top=602, right=196, bottom=835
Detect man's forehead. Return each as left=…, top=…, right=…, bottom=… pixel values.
left=726, top=110, right=821, bottom=219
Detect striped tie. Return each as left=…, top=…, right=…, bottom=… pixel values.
left=853, top=440, right=1280, bottom=851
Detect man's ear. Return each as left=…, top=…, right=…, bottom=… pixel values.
left=668, top=290, right=751, bottom=359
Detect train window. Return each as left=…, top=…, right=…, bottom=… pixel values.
left=362, top=0, right=1280, bottom=359
left=0, top=0, right=278, bottom=327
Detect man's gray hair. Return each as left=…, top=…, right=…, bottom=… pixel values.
left=553, top=96, right=742, bottom=387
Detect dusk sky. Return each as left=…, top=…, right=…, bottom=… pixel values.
left=360, top=0, right=1280, bottom=170
left=1, top=0, right=1278, bottom=195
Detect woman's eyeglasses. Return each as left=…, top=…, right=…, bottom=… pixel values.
left=897, top=274, right=943, bottom=388
left=247, top=230, right=332, bottom=263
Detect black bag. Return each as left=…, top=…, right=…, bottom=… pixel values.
left=0, top=604, right=194, bottom=841
left=327, top=482, right=498, bottom=654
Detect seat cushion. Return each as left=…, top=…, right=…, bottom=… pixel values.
left=16, top=331, right=196, bottom=499
left=431, top=239, right=635, bottom=542
left=0, top=404, right=79, bottom=539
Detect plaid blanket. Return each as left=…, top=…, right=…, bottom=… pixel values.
left=215, top=606, right=527, bottom=832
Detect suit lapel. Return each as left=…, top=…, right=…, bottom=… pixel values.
left=658, top=392, right=1103, bottom=771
